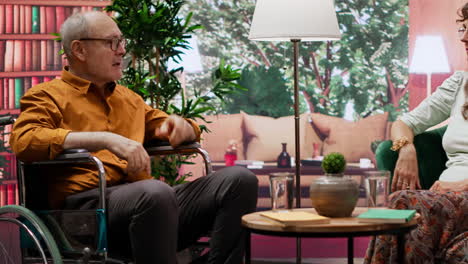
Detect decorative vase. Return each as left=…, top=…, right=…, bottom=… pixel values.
left=309, top=173, right=359, bottom=217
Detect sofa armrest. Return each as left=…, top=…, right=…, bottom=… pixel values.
left=375, top=125, right=448, bottom=189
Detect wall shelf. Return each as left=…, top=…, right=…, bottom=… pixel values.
left=0, top=34, right=58, bottom=40
left=0, top=0, right=111, bottom=7
left=0, top=71, right=61, bottom=78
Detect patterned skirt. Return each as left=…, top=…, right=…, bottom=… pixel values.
left=364, top=190, right=468, bottom=264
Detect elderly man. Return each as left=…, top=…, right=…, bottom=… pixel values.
left=10, top=11, right=258, bottom=264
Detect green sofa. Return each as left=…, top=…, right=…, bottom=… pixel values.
left=375, top=126, right=448, bottom=189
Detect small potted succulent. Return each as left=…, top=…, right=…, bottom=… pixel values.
left=310, top=152, right=359, bottom=217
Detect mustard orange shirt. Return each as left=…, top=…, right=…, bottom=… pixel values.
left=10, top=68, right=200, bottom=208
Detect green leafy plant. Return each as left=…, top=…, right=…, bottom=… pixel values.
left=106, top=0, right=243, bottom=185
left=321, top=152, right=346, bottom=174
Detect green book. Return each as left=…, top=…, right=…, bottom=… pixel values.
left=357, top=209, right=416, bottom=224
left=15, top=78, right=24, bottom=109
left=32, top=6, right=39, bottom=34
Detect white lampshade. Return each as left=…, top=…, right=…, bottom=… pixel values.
left=409, top=36, right=450, bottom=74
left=249, top=0, right=341, bottom=41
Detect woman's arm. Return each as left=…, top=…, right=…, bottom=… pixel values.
left=391, top=120, right=421, bottom=192
left=430, top=179, right=468, bottom=193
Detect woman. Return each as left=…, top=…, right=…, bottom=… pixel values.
left=365, top=2, right=468, bottom=263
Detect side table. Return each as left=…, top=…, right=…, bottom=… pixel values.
left=242, top=207, right=418, bottom=264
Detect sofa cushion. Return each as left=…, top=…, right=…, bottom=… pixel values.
left=199, top=113, right=245, bottom=161
left=310, top=112, right=389, bottom=162
left=243, top=112, right=322, bottom=161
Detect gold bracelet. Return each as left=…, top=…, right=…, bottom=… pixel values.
left=390, top=136, right=410, bottom=151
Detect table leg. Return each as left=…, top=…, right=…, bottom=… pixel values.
left=347, top=237, right=354, bottom=264
left=245, top=231, right=251, bottom=264
left=296, top=237, right=301, bottom=264
left=397, top=233, right=405, bottom=264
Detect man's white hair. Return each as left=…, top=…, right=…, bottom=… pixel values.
left=60, top=11, right=103, bottom=58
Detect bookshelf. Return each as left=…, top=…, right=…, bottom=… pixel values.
left=0, top=0, right=111, bottom=206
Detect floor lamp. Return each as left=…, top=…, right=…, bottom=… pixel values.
left=249, top=1, right=340, bottom=262
left=409, top=36, right=450, bottom=97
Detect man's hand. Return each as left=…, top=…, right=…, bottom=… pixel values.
left=391, top=144, right=421, bottom=192
left=430, top=180, right=468, bottom=193
left=156, top=114, right=196, bottom=147
left=105, top=133, right=151, bottom=176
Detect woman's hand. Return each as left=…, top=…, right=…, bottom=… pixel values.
left=430, top=180, right=468, bottom=193
left=391, top=143, right=421, bottom=192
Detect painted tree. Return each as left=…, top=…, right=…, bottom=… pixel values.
left=183, top=0, right=409, bottom=120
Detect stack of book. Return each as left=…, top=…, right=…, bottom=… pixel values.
left=260, top=211, right=330, bottom=227
left=357, top=209, right=417, bottom=223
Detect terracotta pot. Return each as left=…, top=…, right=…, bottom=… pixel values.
left=309, top=173, right=359, bottom=217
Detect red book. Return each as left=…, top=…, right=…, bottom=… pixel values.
left=0, top=41, right=4, bottom=72
left=31, top=76, right=41, bottom=86
left=8, top=78, right=14, bottom=109
left=0, top=78, right=3, bottom=109
left=45, top=6, right=55, bottom=33
left=40, top=6, right=46, bottom=34
left=4, top=5, right=13, bottom=33
left=24, top=77, right=31, bottom=93
left=3, top=78, right=8, bottom=109
left=32, top=40, right=40, bottom=71
left=47, top=40, right=54, bottom=70
left=7, top=184, right=14, bottom=205
left=13, top=5, right=19, bottom=33
left=0, top=5, right=5, bottom=34
left=4, top=40, right=14, bottom=72
left=19, top=5, right=25, bottom=33
left=13, top=40, right=25, bottom=72
left=56, top=7, right=65, bottom=32
left=0, top=185, right=6, bottom=206
left=15, top=183, right=19, bottom=205
left=54, top=41, right=61, bottom=70
left=40, top=40, right=47, bottom=71
left=64, top=7, right=71, bottom=18
left=24, top=40, right=32, bottom=71
left=43, top=76, right=53, bottom=82
left=25, top=5, right=32, bottom=33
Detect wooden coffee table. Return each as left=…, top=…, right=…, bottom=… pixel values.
left=242, top=207, right=418, bottom=264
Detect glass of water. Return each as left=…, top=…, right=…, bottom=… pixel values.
left=364, top=170, right=390, bottom=208
left=269, top=172, right=294, bottom=211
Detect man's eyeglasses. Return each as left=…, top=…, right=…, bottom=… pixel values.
left=458, top=27, right=467, bottom=39
left=79, top=37, right=126, bottom=51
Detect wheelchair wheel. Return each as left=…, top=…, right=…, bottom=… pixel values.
left=0, top=205, right=63, bottom=264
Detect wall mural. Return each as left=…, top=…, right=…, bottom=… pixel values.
left=182, top=0, right=409, bottom=121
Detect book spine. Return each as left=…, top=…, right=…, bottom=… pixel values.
left=15, top=78, right=23, bottom=109
left=3, top=78, right=8, bottom=109
left=39, top=6, right=46, bottom=34
left=46, top=40, right=54, bottom=70
left=24, top=77, right=31, bottom=94
left=0, top=185, right=5, bottom=206
left=45, top=6, right=55, bottom=34
left=56, top=6, right=65, bottom=32
left=5, top=5, right=13, bottom=34
left=0, top=5, right=5, bottom=34
left=7, top=184, right=14, bottom=205
left=20, top=4, right=25, bottom=34
left=25, top=5, right=32, bottom=33
left=4, top=40, right=14, bottom=72
left=54, top=40, right=61, bottom=70
left=13, top=4, right=19, bottom=34
left=43, top=76, right=53, bottom=82
left=0, top=40, right=4, bottom=72
left=40, top=40, right=47, bottom=71
left=8, top=78, right=14, bottom=109
left=31, top=76, right=41, bottom=87
left=31, top=6, right=39, bottom=33
left=32, top=40, right=40, bottom=71
left=13, top=40, right=24, bottom=72
left=24, top=40, right=32, bottom=71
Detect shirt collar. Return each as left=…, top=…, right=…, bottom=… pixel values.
left=61, top=66, right=117, bottom=94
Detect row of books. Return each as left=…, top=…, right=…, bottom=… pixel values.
left=0, top=153, right=15, bottom=181
left=0, top=4, right=105, bottom=34
left=0, top=183, right=18, bottom=206
left=0, top=76, right=59, bottom=110
left=0, top=40, right=66, bottom=72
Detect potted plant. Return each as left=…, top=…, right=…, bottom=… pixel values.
left=310, top=152, right=359, bottom=217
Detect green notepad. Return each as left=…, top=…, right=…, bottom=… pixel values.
left=357, top=209, right=416, bottom=223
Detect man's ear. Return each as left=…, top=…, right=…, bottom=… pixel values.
left=70, top=40, right=87, bottom=62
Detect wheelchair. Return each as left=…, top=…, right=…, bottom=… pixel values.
left=0, top=115, right=212, bottom=264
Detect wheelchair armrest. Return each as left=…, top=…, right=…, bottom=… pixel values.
left=144, top=140, right=213, bottom=175
left=0, top=115, right=15, bottom=126
left=54, top=148, right=91, bottom=160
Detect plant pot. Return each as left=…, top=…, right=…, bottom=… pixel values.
left=309, top=173, right=359, bottom=217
